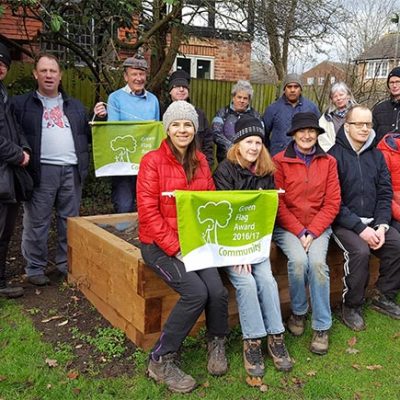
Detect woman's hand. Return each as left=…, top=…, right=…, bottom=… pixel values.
left=233, top=264, right=252, bottom=274
left=300, top=234, right=313, bottom=253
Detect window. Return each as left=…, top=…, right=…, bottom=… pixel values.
left=318, top=77, right=325, bottom=86
left=307, top=77, right=314, bottom=85
left=175, top=56, right=214, bottom=79
left=330, top=76, right=336, bottom=84
left=366, top=61, right=389, bottom=79
left=42, top=8, right=96, bottom=65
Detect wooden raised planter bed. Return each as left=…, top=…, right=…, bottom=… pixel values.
left=67, top=213, right=379, bottom=350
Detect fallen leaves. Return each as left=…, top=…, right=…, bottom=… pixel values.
left=41, top=315, right=63, bottom=323
left=45, top=358, right=58, bottom=368
left=393, top=332, right=400, bottom=339
left=346, top=348, right=360, bottom=354
left=347, top=336, right=357, bottom=347
left=245, top=376, right=263, bottom=387
left=366, top=365, right=383, bottom=371
left=306, top=370, right=317, bottom=377
left=57, top=320, right=69, bottom=327
left=67, top=371, right=79, bottom=380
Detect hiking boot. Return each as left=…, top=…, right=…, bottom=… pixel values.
left=27, top=275, right=50, bottom=286
left=207, top=336, right=228, bottom=376
left=287, top=313, right=306, bottom=336
left=342, top=304, right=365, bottom=331
left=310, top=330, right=329, bottom=355
left=147, top=353, right=197, bottom=393
left=0, top=285, right=24, bottom=298
left=243, top=339, right=264, bottom=377
left=370, top=290, right=400, bottom=320
left=267, top=334, right=293, bottom=372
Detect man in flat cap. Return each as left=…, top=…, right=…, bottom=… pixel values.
left=94, top=55, right=159, bottom=213
left=263, top=73, right=320, bottom=156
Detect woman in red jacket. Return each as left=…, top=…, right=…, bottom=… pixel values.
left=377, top=133, right=400, bottom=233
left=137, top=101, right=228, bottom=393
left=273, top=112, right=340, bottom=355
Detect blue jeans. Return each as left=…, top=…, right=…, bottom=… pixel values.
left=225, top=259, right=285, bottom=339
left=273, top=227, right=332, bottom=331
left=22, top=165, right=81, bottom=277
left=111, top=175, right=137, bottom=213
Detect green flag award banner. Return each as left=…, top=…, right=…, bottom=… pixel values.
left=91, top=121, right=165, bottom=177
left=175, top=190, right=278, bottom=272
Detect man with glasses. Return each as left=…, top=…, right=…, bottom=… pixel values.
left=373, top=66, right=400, bottom=144
left=329, top=105, right=400, bottom=331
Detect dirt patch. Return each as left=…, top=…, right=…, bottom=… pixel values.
left=5, top=207, right=138, bottom=378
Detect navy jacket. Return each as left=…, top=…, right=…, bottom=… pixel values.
left=328, top=126, right=392, bottom=234
left=10, top=90, right=90, bottom=186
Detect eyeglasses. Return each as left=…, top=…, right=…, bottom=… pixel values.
left=389, top=80, right=400, bottom=87
left=347, top=122, right=373, bottom=129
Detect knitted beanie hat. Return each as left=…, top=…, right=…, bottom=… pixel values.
left=233, top=115, right=264, bottom=144
left=282, top=73, right=302, bottom=89
left=387, top=67, right=400, bottom=87
left=163, top=100, right=199, bottom=132
left=168, top=70, right=190, bottom=92
left=0, top=42, right=11, bottom=69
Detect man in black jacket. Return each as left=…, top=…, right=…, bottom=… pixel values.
left=372, top=66, right=400, bottom=144
left=11, top=53, right=90, bottom=286
left=0, top=42, right=30, bottom=297
left=329, top=105, right=400, bottom=331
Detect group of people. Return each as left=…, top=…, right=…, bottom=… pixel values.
left=1, top=40, right=400, bottom=393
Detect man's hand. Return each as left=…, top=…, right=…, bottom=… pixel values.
left=94, top=102, right=107, bottom=118
left=359, top=226, right=385, bottom=250
left=233, top=264, right=252, bottom=274
left=20, top=151, right=30, bottom=167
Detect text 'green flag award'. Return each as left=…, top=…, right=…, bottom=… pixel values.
left=91, top=121, right=165, bottom=177
left=175, top=190, right=278, bottom=272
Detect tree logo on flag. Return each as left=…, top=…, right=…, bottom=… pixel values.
left=110, top=135, right=137, bottom=163
left=197, top=201, right=233, bottom=245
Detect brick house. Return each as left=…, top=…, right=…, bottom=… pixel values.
left=354, top=32, right=399, bottom=102
left=301, top=60, right=347, bottom=87
left=0, top=3, right=252, bottom=82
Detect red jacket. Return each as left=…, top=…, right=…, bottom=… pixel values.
left=273, top=142, right=341, bottom=238
left=137, top=139, right=215, bottom=256
left=377, top=134, right=400, bottom=222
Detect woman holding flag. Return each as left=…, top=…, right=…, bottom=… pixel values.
left=213, top=115, right=293, bottom=382
left=137, top=101, right=229, bottom=393
left=273, top=112, right=340, bottom=355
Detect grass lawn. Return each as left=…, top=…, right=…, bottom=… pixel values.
left=0, top=298, right=399, bottom=400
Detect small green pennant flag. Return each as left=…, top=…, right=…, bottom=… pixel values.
left=175, top=190, right=278, bottom=271
left=91, top=121, right=165, bottom=177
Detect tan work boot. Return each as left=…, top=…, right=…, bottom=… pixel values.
left=243, top=339, right=265, bottom=377
left=147, top=353, right=197, bottom=393
left=310, top=330, right=329, bottom=355
left=207, top=336, right=228, bottom=376
left=287, top=313, right=306, bottom=336
left=267, top=334, right=293, bottom=372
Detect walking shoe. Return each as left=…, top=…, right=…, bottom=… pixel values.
left=27, top=275, right=50, bottom=286
left=243, top=339, right=264, bottom=377
left=310, top=330, right=329, bottom=355
left=207, top=336, right=228, bottom=376
left=147, top=353, right=197, bottom=393
left=341, top=304, right=365, bottom=331
left=0, top=285, right=24, bottom=298
left=370, top=290, right=400, bottom=320
left=267, top=334, right=293, bottom=372
left=287, top=313, right=306, bottom=336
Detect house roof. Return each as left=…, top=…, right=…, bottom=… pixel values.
left=356, top=33, right=400, bottom=61
left=302, top=60, right=347, bottom=76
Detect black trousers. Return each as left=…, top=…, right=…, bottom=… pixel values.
left=0, top=203, right=19, bottom=287
left=141, top=243, right=229, bottom=358
left=333, top=225, right=400, bottom=307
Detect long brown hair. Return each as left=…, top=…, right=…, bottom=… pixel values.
left=166, top=136, right=199, bottom=182
left=227, top=141, right=276, bottom=176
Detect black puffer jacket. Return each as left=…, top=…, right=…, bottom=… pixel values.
left=372, top=97, right=400, bottom=144
left=10, top=89, right=90, bottom=186
left=328, top=125, right=392, bottom=233
left=0, top=82, right=30, bottom=203
left=213, top=159, right=274, bottom=190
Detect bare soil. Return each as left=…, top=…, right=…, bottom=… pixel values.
left=5, top=206, right=137, bottom=378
